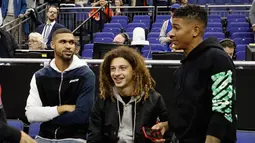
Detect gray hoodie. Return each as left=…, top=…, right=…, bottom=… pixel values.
left=113, top=87, right=143, bottom=143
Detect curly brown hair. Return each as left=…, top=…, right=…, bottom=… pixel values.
left=99, top=46, right=155, bottom=101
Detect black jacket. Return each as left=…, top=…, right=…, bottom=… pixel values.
left=87, top=90, right=169, bottom=143
left=0, top=85, right=21, bottom=143
left=169, top=37, right=236, bottom=143
left=0, top=28, right=19, bottom=58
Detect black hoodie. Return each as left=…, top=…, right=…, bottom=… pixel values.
left=168, top=37, right=236, bottom=143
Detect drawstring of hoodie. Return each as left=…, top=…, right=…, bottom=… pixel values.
left=132, top=99, right=137, bottom=140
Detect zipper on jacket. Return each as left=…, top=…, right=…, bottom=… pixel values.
left=58, top=73, right=64, bottom=105
left=54, top=127, right=60, bottom=139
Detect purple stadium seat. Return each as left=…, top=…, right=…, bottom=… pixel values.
left=147, top=32, right=160, bottom=38
left=102, top=28, right=121, bottom=35
left=197, top=0, right=214, bottom=4
left=206, top=27, right=223, bottom=32
left=204, top=32, right=225, bottom=40
left=228, top=18, right=247, bottom=23
left=237, top=131, right=255, bottom=143
left=229, top=27, right=251, bottom=37
left=126, top=32, right=133, bottom=40
left=83, top=44, right=94, bottom=50
left=156, top=15, right=171, bottom=23
left=82, top=49, right=93, bottom=59
left=208, top=19, right=221, bottom=22
left=227, top=14, right=246, bottom=20
left=127, top=23, right=147, bottom=30
left=227, top=22, right=250, bottom=31
left=7, top=119, right=23, bottom=131
left=111, top=19, right=128, bottom=29
left=188, top=0, right=198, bottom=4
left=151, top=44, right=167, bottom=51
left=126, top=27, right=135, bottom=32
left=236, top=44, right=247, bottom=52
left=104, top=23, right=122, bottom=29
left=132, top=19, right=151, bottom=29
left=232, top=32, right=254, bottom=39
left=231, top=0, right=249, bottom=4
left=148, top=37, right=160, bottom=44
left=94, top=37, right=113, bottom=43
left=234, top=38, right=254, bottom=45
left=207, top=22, right=222, bottom=27
left=151, top=27, right=161, bottom=32
left=111, top=15, right=128, bottom=22
left=133, top=15, right=150, bottom=21
left=94, top=32, right=115, bottom=39
left=29, top=123, right=41, bottom=138
left=142, top=50, right=152, bottom=59
left=152, top=23, right=163, bottom=29
left=208, top=15, right=221, bottom=19
left=214, top=0, right=231, bottom=4
left=236, top=51, right=245, bottom=61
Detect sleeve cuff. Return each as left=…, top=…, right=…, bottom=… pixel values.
left=206, top=113, right=229, bottom=139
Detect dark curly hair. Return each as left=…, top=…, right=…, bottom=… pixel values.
left=99, top=46, right=155, bottom=101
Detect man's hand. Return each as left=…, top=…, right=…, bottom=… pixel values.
left=57, top=105, right=75, bottom=115
left=18, top=14, right=24, bottom=19
left=205, top=135, right=221, bottom=143
left=20, top=131, right=36, bottom=143
left=151, top=121, right=168, bottom=143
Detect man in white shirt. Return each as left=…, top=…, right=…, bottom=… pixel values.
left=36, top=5, right=65, bottom=49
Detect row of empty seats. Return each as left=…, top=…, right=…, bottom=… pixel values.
left=7, top=119, right=41, bottom=138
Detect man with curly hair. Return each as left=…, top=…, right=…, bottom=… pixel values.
left=87, top=46, right=170, bottom=143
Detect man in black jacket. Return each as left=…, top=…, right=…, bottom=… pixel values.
left=0, top=85, right=36, bottom=143
left=152, top=5, right=236, bottom=143
left=0, top=28, right=19, bottom=58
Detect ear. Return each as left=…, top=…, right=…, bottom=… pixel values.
left=51, top=41, right=55, bottom=49
left=193, top=25, right=200, bottom=37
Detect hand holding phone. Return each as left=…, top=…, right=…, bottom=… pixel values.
left=142, top=126, right=163, bottom=140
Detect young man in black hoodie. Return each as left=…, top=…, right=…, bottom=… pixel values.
left=0, top=85, right=36, bottom=143
left=152, top=5, right=236, bottom=143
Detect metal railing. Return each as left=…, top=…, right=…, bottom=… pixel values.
left=0, top=3, right=48, bottom=48
left=1, top=58, right=255, bottom=66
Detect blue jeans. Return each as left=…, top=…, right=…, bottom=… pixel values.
left=35, top=136, right=86, bottom=143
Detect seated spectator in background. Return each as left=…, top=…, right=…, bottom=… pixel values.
left=0, top=85, right=36, bottom=143
left=89, top=0, right=113, bottom=23
left=28, top=32, right=47, bottom=50
left=87, top=46, right=169, bottom=143
left=159, top=3, right=180, bottom=49
left=113, top=33, right=131, bottom=45
left=114, top=0, right=123, bottom=15
left=36, top=5, right=65, bottom=49
left=25, top=28, right=95, bottom=143
left=0, top=28, right=19, bottom=58
left=75, top=0, right=89, bottom=7
left=220, top=38, right=236, bottom=60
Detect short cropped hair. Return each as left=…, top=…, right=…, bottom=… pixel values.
left=173, top=5, right=208, bottom=28
left=52, top=28, right=73, bottom=41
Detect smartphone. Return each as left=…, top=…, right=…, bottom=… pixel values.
left=142, top=126, right=163, bottom=140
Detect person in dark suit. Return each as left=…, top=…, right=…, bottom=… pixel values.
left=36, top=5, right=65, bottom=49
